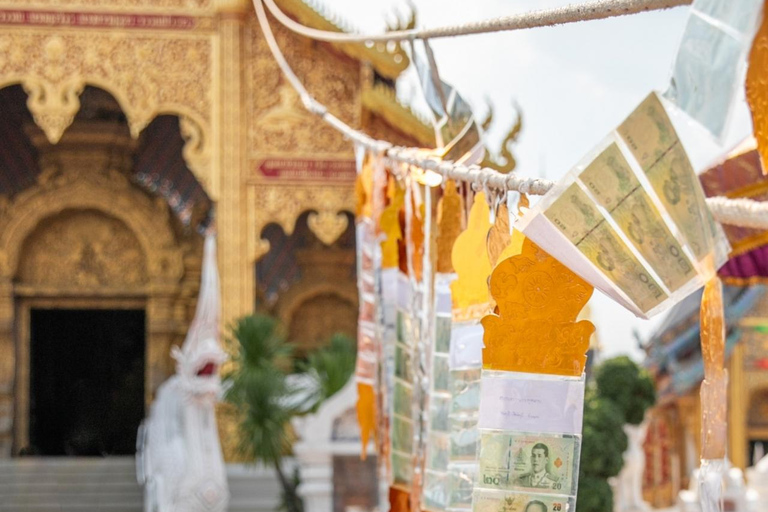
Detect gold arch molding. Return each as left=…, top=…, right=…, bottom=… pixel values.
left=252, top=184, right=355, bottom=261
left=0, top=31, right=215, bottom=199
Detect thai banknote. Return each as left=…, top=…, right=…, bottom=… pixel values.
left=451, top=368, right=482, bottom=415
left=451, top=416, right=480, bottom=461
left=435, top=316, right=452, bottom=353
left=579, top=142, right=695, bottom=291
left=617, top=92, right=714, bottom=261
left=392, top=450, right=413, bottom=487
left=395, top=342, right=413, bottom=381
left=478, top=432, right=578, bottom=495
left=430, top=394, right=451, bottom=432
left=392, top=415, right=414, bottom=454
left=448, top=462, right=477, bottom=508
left=427, top=432, right=451, bottom=469
left=473, top=490, right=573, bottom=512
left=423, top=470, right=451, bottom=512
left=434, top=354, right=451, bottom=393
left=394, top=380, right=413, bottom=417
left=544, top=183, right=667, bottom=313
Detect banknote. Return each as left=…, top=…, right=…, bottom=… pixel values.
left=433, top=354, right=451, bottom=393
left=617, top=92, right=713, bottom=261
left=435, top=316, right=452, bottom=353
left=427, top=432, right=451, bottom=470
left=396, top=310, right=408, bottom=343
left=544, top=183, right=667, bottom=313
left=395, top=342, right=413, bottom=381
left=579, top=142, right=695, bottom=291
left=478, top=432, right=578, bottom=495
left=394, top=380, right=413, bottom=417
left=473, top=490, right=574, bottom=512
left=392, top=415, right=414, bottom=454
left=392, top=450, right=413, bottom=486
left=451, top=417, right=480, bottom=461
left=451, top=369, right=482, bottom=415
left=448, top=464, right=477, bottom=509
left=422, top=470, right=450, bottom=512
left=430, top=394, right=451, bottom=432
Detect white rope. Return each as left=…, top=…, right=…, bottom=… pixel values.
left=253, top=0, right=768, bottom=230
left=263, top=0, right=691, bottom=43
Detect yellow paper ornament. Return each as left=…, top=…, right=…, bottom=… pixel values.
left=380, top=180, right=405, bottom=269
left=482, top=238, right=595, bottom=376
left=437, top=180, right=464, bottom=274
left=450, top=192, right=493, bottom=318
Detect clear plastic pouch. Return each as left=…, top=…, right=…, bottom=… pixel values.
left=422, top=274, right=456, bottom=511
left=664, top=0, right=763, bottom=139
left=473, top=372, right=585, bottom=511
left=517, top=92, right=730, bottom=319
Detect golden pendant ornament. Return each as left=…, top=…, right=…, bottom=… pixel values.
left=356, top=382, right=377, bottom=460
left=436, top=180, right=464, bottom=274
left=380, top=180, right=405, bottom=269
left=700, top=273, right=728, bottom=459
left=747, top=1, right=768, bottom=175
left=450, top=192, right=493, bottom=318
left=482, top=237, right=595, bottom=376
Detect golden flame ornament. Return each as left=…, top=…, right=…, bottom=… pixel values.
left=482, top=238, right=595, bottom=376
left=380, top=180, right=405, bottom=269
left=747, top=2, right=768, bottom=175
left=700, top=273, right=728, bottom=460
left=450, top=192, right=493, bottom=318
left=436, top=180, right=464, bottom=274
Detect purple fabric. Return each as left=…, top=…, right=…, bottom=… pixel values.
left=719, top=244, right=768, bottom=279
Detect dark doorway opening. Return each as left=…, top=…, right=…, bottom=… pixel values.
left=29, top=309, right=145, bottom=456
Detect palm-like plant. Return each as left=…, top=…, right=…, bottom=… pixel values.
left=224, top=314, right=356, bottom=512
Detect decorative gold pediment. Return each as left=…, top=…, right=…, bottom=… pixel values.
left=252, top=184, right=355, bottom=261
left=0, top=30, right=214, bottom=198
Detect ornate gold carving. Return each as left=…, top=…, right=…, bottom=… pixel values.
left=0, top=30, right=213, bottom=145
left=0, top=165, right=183, bottom=283
left=308, top=211, right=349, bottom=246
left=245, top=16, right=359, bottom=155
left=0, top=0, right=214, bottom=13
left=252, top=184, right=355, bottom=261
left=18, top=210, right=148, bottom=288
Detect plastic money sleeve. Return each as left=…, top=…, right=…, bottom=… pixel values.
left=747, top=0, right=768, bottom=174
left=478, top=433, right=578, bottom=495
left=543, top=183, right=666, bottom=314
left=579, top=143, right=695, bottom=291
left=617, top=93, right=713, bottom=261
left=473, top=490, right=573, bottom=512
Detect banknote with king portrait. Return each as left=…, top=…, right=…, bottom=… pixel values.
left=478, top=432, right=578, bottom=495
left=473, top=489, right=574, bottom=512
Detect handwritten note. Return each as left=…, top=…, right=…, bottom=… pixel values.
left=478, top=374, right=585, bottom=434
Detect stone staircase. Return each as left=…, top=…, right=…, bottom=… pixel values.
left=0, top=458, right=283, bottom=512
left=0, top=458, right=142, bottom=512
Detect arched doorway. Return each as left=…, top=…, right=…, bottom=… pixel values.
left=0, top=85, right=210, bottom=457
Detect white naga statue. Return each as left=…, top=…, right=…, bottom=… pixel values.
left=137, top=234, right=229, bottom=512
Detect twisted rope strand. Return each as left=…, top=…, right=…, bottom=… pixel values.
left=263, top=0, right=692, bottom=42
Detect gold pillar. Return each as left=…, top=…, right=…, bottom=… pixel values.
left=729, top=342, right=747, bottom=469
left=217, top=4, right=253, bottom=327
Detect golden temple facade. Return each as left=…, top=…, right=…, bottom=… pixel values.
left=0, top=0, right=433, bottom=459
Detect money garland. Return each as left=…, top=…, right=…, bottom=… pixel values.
left=474, top=238, right=595, bottom=512
left=517, top=92, right=730, bottom=319
left=445, top=193, right=494, bottom=512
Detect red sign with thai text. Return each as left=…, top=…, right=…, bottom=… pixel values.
left=256, top=159, right=356, bottom=182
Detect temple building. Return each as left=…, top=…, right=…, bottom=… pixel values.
left=0, top=0, right=433, bottom=509
left=642, top=142, right=768, bottom=508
